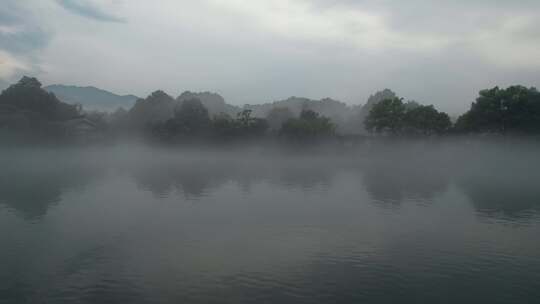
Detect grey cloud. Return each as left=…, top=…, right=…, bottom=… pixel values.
left=0, top=1, right=52, bottom=81
left=2, top=0, right=536, bottom=115
left=57, top=0, right=124, bottom=23
left=0, top=27, right=51, bottom=54
left=0, top=2, right=51, bottom=54
left=310, top=0, right=540, bottom=35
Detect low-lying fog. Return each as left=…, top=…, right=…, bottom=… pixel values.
left=2, top=139, right=540, bottom=220
left=1, top=140, right=540, bottom=303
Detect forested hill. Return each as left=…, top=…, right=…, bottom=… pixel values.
left=44, top=85, right=139, bottom=111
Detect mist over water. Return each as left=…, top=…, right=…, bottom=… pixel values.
left=1, top=141, right=540, bottom=303
left=2, top=0, right=540, bottom=301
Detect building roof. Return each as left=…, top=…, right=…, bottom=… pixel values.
left=63, top=117, right=98, bottom=129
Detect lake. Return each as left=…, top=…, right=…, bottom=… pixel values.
left=1, top=143, right=540, bottom=303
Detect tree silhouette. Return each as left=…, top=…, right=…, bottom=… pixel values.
left=455, top=86, right=540, bottom=134
left=365, top=97, right=406, bottom=135
left=0, top=76, right=80, bottom=121
left=280, top=109, right=335, bottom=141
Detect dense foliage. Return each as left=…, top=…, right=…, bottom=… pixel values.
left=0, top=77, right=80, bottom=121
left=2, top=76, right=540, bottom=144
left=455, top=86, right=540, bottom=134
left=211, top=110, right=269, bottom=140
left=365, top=97, right=407, bottom=135
left=365, top=97, right=452, bottom=136
left=154, top=102, right=269, bottom=142
left=280, top=109, right=335, bottom=141
left=128, top=90, right=175, bottom=129
left=153, top=98, right=211, bottom=140
left=403, top=105, right=452, bottom=136
left=266, top=107, right=295, bottom=131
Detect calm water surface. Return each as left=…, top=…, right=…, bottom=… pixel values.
left=1, top=145, right=540, bottom=303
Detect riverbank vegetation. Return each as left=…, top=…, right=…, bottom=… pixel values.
left=1, top=76, right=539, bottom=145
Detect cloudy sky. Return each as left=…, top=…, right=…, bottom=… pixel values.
left=1, top=0, right=539, bottom=113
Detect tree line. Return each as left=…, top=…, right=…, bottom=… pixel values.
left=150, top=98, right=335, bottom=143
left=1, top=76, right=540, bottom=144
left=146, top=85, right=540, bottom=142
left=363, top=85, right=540, bottom=137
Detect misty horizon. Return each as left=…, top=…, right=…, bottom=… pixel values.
left=2, top=1, right=540, bottom=114
left=2, top=1, right=540, bottom=304
left=10, top=79, right=533, bottom=117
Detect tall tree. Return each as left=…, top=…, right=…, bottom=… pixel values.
left=403, top=105, right=452, bottom=136
left=364, top=97, right=406, bottom=135
left=352, top=89, right=397, bottom=134
left=455, top=86, right=540, bottom=134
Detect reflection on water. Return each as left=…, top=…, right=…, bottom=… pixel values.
left=130, top=158, right=336, bottom=199
left=457, top=168, right=540, bottom=220
left=362, top=160, right=449, bottom=205
left=1, top=145, right=540, bottom=303
left=0, top=154, right=105, bottom=220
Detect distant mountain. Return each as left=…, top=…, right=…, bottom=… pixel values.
left=177, top=91, right=240, bottom=117
left=245, top=96, right=349, bottom=118
left=44, top=84, right=139, bottom=111
left=244, top=96, right=355, bottom=132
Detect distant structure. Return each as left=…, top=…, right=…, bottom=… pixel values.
left=62, top=117, right=100, bottom=141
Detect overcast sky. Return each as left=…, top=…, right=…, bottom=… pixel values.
left=1, top=0, right=539, bottom=113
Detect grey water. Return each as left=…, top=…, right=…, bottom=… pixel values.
left=1, top=143, right=540, bottom=304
